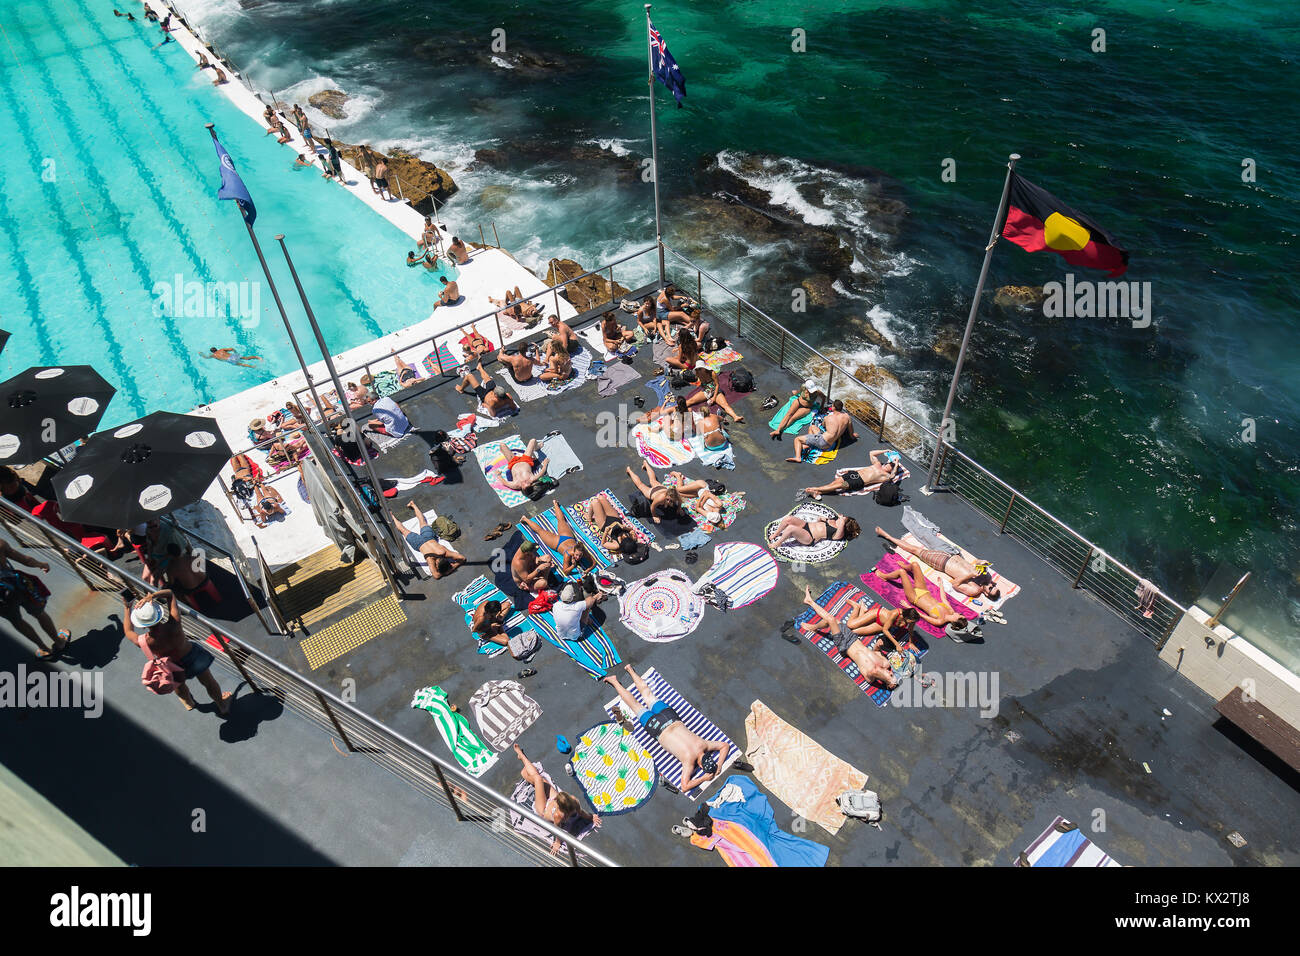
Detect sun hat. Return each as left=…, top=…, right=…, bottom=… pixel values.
left=249, top=418, right=266, bottom=430
left=130, top=600, right=168, bottom=630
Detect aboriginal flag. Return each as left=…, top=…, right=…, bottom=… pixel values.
left=1002, top=173, right=1128, bottom=277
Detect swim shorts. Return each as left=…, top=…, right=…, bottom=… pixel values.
left=638, top=701, right=681, bottom=739
left=842, top=470, right=866, bottom=492
left=805, top=433, right=830, bottom=451
left=405, top=526, right=437, bottom=551
left=177, top=642, right=214, bottom=680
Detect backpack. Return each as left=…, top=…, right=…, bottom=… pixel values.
left=728, top=367, right=755, bottom=392
left=705, top=479, right=726, bottom=495
left=873, top=479, right=908, bottom=506
left=431, top=515, right=460, bottom=541
left=838, top=788, right=882, bottom=824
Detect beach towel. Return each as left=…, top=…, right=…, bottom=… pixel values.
left=768, top=394, right=822, bottom=435
left=828, top=464, right=912, bottom=497
left=1016, top=816, right=1120, bottom=867
left=692, top=542, right=779, bottom=609
left=860, top=553, right=978, bottom=639
left=385, top=468, right=442, bottom=491
left=410, top=685, right=498, bottom=777
left=687, top=433, right=735, bottom=470
left=764, top=502, right=850, bottom=564
left=520, top=492, right=652, bottom=573
left=539, top=432, right=582, bottom=476
left=604, top=667, right=738, bottom=798
left=571, top=721, right=657, bottom=815
left=516, top=505, right=597, bottom=576
left=595, top=361, right=642, bottom=397
left=663, top=473, right=746, bottom=534
left=744, top=699, right=869, bottom=836
left=901, top=505, right=959, bottom=556
left=451, top=575, right=531, bottom=658
left=474, top=435, right=546, bottom=508
left=799, top=412, right=846, bottom=465
left=631, top=421, right=695, bottom=467
left=701, top=345, right=743, bottom=371
left=371, top=369, right=402, bottom=397
left=363, top=425, right=406, bottom=455
left=896, top=531, right=1020, bottom=611
left=468, top=679, right=541, bottom=751
left=510, top=761, right=599, bottom=855
left=793, top=581, right=927, bottom=706
left=618, top=571, right=706, bottom=642
left=691, top=775, right=828, bottom=867
left=398, top=507, right=457, bottom=578
left=422, top=344, right=461, bottom=378
left=501, top=347, right=593, bottom=403
left=525, top=603, right=623, bottom=680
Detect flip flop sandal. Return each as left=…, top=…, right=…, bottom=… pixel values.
left=663, top=543, right=680, bottom=550
left=563, top=465, right=581, bottom=476
left=633, top=395, right=646, bottom=408
left=779, top=620, right=801, bottom=644
left=556, top=734, right=572, bottom=755
left=650, top=542, right=663, bottom=552
left=684, top=552, right=699, bottom=565
left=544, top=429, right=561, bottom=438
left=671, top=825, right=694, bottom=838
left=517, top=668, right=537, bottom=679
left=483, top=521, right=512, bottom=541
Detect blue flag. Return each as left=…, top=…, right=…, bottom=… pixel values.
left=212, top=136, right=257, bottom=226
left=649, top=20, right=686, bottom=107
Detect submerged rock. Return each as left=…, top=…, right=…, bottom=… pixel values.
left=478, top=184, right=513, bottom=211
left=932, top=325, right=963, bottom=363
left=801, top=274, right=836, bottom=306
left=308, top=89, right=349, bottom=119
left=333, top=141, right=459, bottom=211
left=545, top=258, right=631, bottom=313
left=994, top=285, right=1046, bottom=309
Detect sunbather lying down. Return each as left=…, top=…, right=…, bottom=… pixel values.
left=876, top=559, right=967, bottom=629
left=520, top=502, right=594, bottom=575
left=875, top=525, right=1001, bottom=602
left=800, top=587, right=898, bottom=690
left=802, top=449, right=901, bottom=499
left=603, top=665, right=730, bottom=793
left=768, top=512, right=860, bottom=548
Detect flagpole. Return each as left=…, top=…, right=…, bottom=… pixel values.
left=204, top=123, right=327, bottom=419
left=924, top=152, right=1020, bottom=493
left=645, top=3, right=665, bottom=285
left=273, top=235, right=402, bottom=550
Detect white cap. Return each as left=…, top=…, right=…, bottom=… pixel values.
left=130, top=600, right=168, bottom=630
left=803, top=379, right=818, bottom=392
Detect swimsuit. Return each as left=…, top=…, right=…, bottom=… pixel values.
left=404, top=526, right=438, bottom=551
left=507, top=454, right=536, bottom=472
left=638, top=701, right=681, bottom=739
left=919, top=548, right=952, bottom=575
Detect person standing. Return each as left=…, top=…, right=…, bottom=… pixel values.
left=373, top=157, right=391, bottom=200
left=0, top=539, right=69, bottom=659
left=360, top=145, right=379, bottom=193
left=121, top=589, right=232, bottom=716
left=325, top=139, right=345, bottom=183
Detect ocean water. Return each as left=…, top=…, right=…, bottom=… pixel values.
left=36, top=1, right=1300, bottom=660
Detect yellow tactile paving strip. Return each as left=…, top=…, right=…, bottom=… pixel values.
left=299, top=594, right=407, bottom=670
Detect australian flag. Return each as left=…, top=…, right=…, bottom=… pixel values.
left=212, top=136, right=257, bottom=226
left=649, top=20, right=686, bottom=107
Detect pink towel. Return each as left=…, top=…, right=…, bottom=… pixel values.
left=860, top=553, right=978, bottom=639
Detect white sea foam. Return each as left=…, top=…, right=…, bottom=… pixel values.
left=490, top=56, right=515, bottom=70
left=584, top=138, right=640, bottom=158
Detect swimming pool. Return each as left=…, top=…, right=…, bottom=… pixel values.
left=0, top=0, right=454, bottom=426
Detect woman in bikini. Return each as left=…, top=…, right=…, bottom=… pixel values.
left=252, top=480, right=288, bottom=528
left=520, top=503, right=594, bottom=575
left=876, top=560, right=967, bottom=629
left=665, top=330, right=700, bottom=371
left=460, top=326, right=492, bottom=364
left=538, top=339, right=573, bottom=383
left=513, top=744, right=600, bottom=856
left=769, top=512, right=860, bottom=549
left=800, top=587, right=897, bottom=690
left=692, top=407, right=730, bottom=451
left=666, top=472, right=727, bottom=525
left=686, top=365, right=745, bottom=423
left=584, top=494, right=638, bottom=557
left=845, top=600, right=918, bottom=654
left=391, top=350, right=422, bottom=389
left=624, top=462, right=683, bottom=525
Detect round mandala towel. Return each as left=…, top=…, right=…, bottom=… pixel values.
left=619, top=570, right=705, bottom=643
left=572, top=721, right=657, bottom=815
left=764, top=501, right=849, bottom=564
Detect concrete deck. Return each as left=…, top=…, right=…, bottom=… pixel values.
left=162, top=293, right=1300, bottom=867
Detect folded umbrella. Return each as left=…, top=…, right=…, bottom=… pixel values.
left=52, top=412, right=231, bottom=527
left=0, top=365, right=116, bottom=465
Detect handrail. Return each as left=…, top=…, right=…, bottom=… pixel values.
left=0, top=498, right=618, bottom=867
left=290, top=243, right=659, bottom=407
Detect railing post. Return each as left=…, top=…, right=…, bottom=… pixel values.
left=316, top=690, right=356, bottom=751
left=878, top=401, right=889, bottom=441
left=567, top=842, right=579, bottom=867
left=697, top=270, right=701, bottom=305
left=212, top=631, right=260, bottom=693
left=778, top=329, right=786, bottom=370
left=608, top=265, right=615, bottom=306
left=825, top=367, right=834, bottom=400
left=998, top=492, right=1017, bottom=534
left=478, top=223, right=486, bottom=247
left=492, top=222, right=500, bottom=248
left=1072, top=548, right=1094, bottom=589
left=494, top=311, right=505, bottom=349
left=432, top=761, right=467, bottom=821
left=553, top=286, right=561, bottom=318
left=736, top=299, right=742, bottom=338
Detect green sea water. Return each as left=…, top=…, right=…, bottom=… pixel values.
left=170, top=0, right=1300, bottom=660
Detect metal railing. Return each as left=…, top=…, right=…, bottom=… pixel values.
left=661, top=243, right=1187, bottom=646
left=290, top=244, right=658, bottom=410
left=0, top=498, right=617, bottom=867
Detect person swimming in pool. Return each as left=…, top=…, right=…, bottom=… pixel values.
left=406, top=250, right=439, bottom=271
left=209, top=347, right=261, bottom=368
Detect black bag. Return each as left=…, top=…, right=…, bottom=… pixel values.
left=669, top=369, right=698, bottom=389
left=628, top=491, right=652, bottom=519
left=701, top=335, right=727, bottom=353
left=873, top=480, right=909, bottom=506
left=705, top=479, right=726, bottom=495
left=728, top=367, right=755, bottom=392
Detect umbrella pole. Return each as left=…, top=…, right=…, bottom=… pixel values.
left=273, top=235, right=403, bottom=557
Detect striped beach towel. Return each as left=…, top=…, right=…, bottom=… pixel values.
left=422, top=343, right=461, bottom=378
left=473, top=435, right=536, bottom=508
left=568, top=490, right=655, bottom=563
left=692, top=542, right=779, bottom=609
left=410, top=685, right=498, bottom=777
left=793, top=581, right=926, bottom=707
left=860, top=553, right=978, bottom=639
left=468, top=679, right=541, bottom=751
left=452, top=575, right=530, bottom=658
left=603, top=667, right=738, bottom=799
left=799, top=412, right=845, bottom=465
left=631, top=420, right=695, bottom=467
left=1016, top=817, right=1120, bottom=867
left=526, top=604, right=622, bottom=680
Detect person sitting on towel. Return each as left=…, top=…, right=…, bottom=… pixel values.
left=500, top=438, right=549, bottom=496
left=496, top=347, right=541, bottom=384
left=635, top=296, right=659, bottom=339
left=552, top=581, right=606, bottom=641
left=547, top=314, right=580, bottom=353
left=685, top=364, right=745, bottom=423
left=537, top=339, right=573, bottom=383
left=875, top=560, right=968, bottom=630
left=456, top=359, right=517, bottom=416
left=845, top=599, right=918, bottom=654
left=801, top=450, right=901, bottom=499
left=600, top=313, right=636, bottom=354
left=664, top=330, right=700, bottom=371
left=799, top=587, right=899, bottom=690
left=388, top=504, right=465, bottom=579
left=512, top=744, right=601, bottom=854
left=432, top=275, right=460, bottom=309
left=624, top=461, right=683, bottom=525
left=603, top=665, right=731, bottom=793
left=787, top=399, right=856, bottom=463
left=769, top=512, right=860, bottom=549
left=511, top=541, right=554, bottom=594
left=770, top=381, right=825, bottom=440
left=875, top=526, right=1002, bottom=602
left=666, top=472, right=727, bottom=525
left=471, top=597, right=512, bottom=648
left=520, top=504, right=594, bottom=575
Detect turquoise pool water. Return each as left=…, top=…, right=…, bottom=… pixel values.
left=0, top=0, right=454, bottom=426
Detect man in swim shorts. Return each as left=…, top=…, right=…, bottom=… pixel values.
left=388, top=503, right=465, bottom=579
left=874, top=525, right=1002, bottom=602
left=787, top=399, right=857, bottom=464
left=501, top=438, right=548, bottom=493
left=432, top=275, right=460, bottom=309
left=801, top=449, right=901, bottom=499
left=209, top=347, right=261, bottom=368
left=603, top=665, right=731, bottom=793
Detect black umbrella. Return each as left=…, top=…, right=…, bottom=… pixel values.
left=52, top=411, right=232, bottom=527
left=0, top=365, right=116, bottom=465
left=0, top=330, right=9, bottom=355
